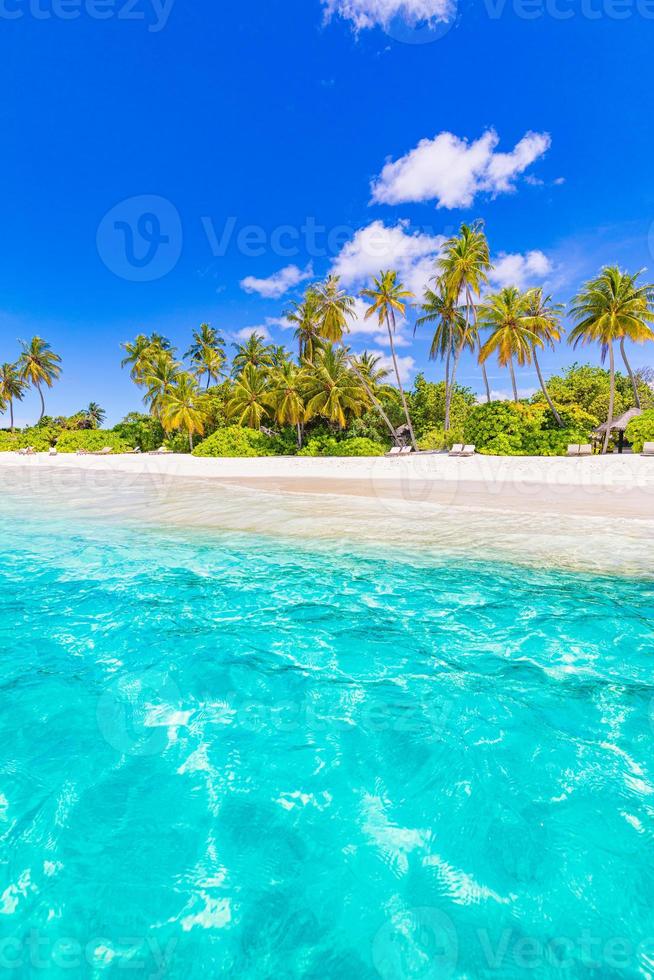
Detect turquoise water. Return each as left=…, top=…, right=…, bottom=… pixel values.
left=1, top=497, right=654, bottom=978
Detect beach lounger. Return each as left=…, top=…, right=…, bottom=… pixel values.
left=16, top=447, right=34, bottom=456
left=76, top=449, right=90, bottom=455
left=578, top=444, right=593, bottom=456
left=399, top=446, right=412, bottom=456
left=48, top=447, right=57, bottom=456
left=91, top=447, right=113, bottom=456
left=449, top=444, right=463, bottom=456
left=566, top=444, right=580, bottom=456
left=460, top=445, right=476, bottom=457
left=385, top=446, right=402, bottom=457
left=148, top=446, right=173, bottom=455
left=642, top=442, right=654, bottom=456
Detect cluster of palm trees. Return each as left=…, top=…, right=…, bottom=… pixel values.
left=0, top=337, right=62, bottom=430
left=121, top=296, right=396, bottom=449
left=415, top=222, right=654, bottom=452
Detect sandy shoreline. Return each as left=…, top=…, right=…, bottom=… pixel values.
left=2, top=450, right=654, bottom=520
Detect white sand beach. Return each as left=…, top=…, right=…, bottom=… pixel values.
left=2, top=450, right=654, bottom=520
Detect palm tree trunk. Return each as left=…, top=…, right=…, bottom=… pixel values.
left=603, top=341, right=615, bottom=455
left=189, top=432, right=194, bottom=451
left=509, top=358, right=518, bottom=402
left=37, top=384, right=45, bottom=422
left=388, top=311, right=417, bottom=450
left=296, top=422, right=303, bottom=450
left=620, top=336, right=641, bottom=409
left=467, top=286, right=491, bottom=403
left=533, top=348, right=563, bottom=427
left=9, top=399, right=14, bottom=432
left=342, top=347, right=398, bottom=445
left=445, top=300, right=469, bottom=432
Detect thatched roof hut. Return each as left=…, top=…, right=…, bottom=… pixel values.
left=593, top=408, right=642, bottom=452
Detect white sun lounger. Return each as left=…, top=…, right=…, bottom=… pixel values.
left=148, top=446, right=173, bottom=455
left=567, top=444, right=580, bottom=456
left=578, top=444, right=593, bottom=456
left=642, top=442, right=654, bottom=456
left=449, top=444, right=464, bottom=456
left=385, top=446, right=402, bottom=457
left=460, top=445, right=476, bottom=457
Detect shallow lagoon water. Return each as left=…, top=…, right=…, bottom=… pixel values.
left=1, top=472, right=654, bottom=977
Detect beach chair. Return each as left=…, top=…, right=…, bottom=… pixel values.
left=578, top=444, right=593, bottom=456
left=460, top=445, right=476, bottom=457
left=566, top=444, right=580, bottom=457
left=385, top=446, right=402, bottom=457
left=76, top=448, right=90, bottom=455
left=449, top=444, right=463, bottom=457
left=48, top=447, right=57, bottom=457
left=148, top=446, right=173, bottom=455
left=642, top=442, right=654, bottom=456
left=91, top=447, right=113, bottom=456
left=399, top=446, right=412, bottom=456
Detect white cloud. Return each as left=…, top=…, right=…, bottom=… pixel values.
left=235, top=325, right=271, bottom=341
left=368, top=348, right=416, bottom=384
left=371, top=129, right=551, bottom=209
left=489, top=250, right=552, bottom=290
left=322, top=0, right=454, bottom=31
left=345, top=295, right=412, bottom=349
left=331, top=219, right=443, bottom=298
left=239, top=263, right=313, bottom=299
left=488, top=386, right=537, bottom=402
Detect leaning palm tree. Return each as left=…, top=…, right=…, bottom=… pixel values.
left=266, top=361, right=306, bottom=448
left=228, top=364, right=270, bottom=428
left=478, top=287, right=541, bottom=402
left=311, top=275, right=398, bottom=443
left=569, top=266, right=654, bottom=453
left=161, top=373, right=205, bottom=451
left=302, top=347, right=367, bottom=429
left=285, top=289, right=324, bottom=363
left=0, top=362, right=27, bottom=431
left=18, top=337, right=62, bottom=422
left=523, top=287, right=565, bottom=426
left=438, top=221, right=493, bottom=424
left=231, top=333, right=275, bottom=376
left=354, top=351, right=390, bottom=389
left=415, top=280, right=468, bottom=409
left=142, top=352, right=181, bottom=419
left=361, top=270, right=417, bottom=450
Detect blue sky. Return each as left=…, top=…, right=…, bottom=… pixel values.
left=1, top=0, right=653, bottom=425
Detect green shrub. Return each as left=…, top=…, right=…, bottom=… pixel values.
left=625, top=409, right=654, bottom=452
left=0, top=427, right=59, bottom=451
left=0, top=432, right=20, bottom=452
left=113, top=413, right=165, bottom=452
left=298, top=435, right=385, bottom=457
left=417, top=427, right=464, bottom=451
left=56, top=430, right=132, bottom=453
left=192, top=426, right=275, bottom=457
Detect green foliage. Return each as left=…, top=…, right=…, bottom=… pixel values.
left=464, top=401, right=594, bottom=456
left=195, top=382, right=233, bottom=436
left=113, top=413, right=165, bottom=452
left=0, top=426, right=58, bottom=451
left=417, top=427, right=464, bottom=451
left=410, top=375, right=475, bottom=438
left=192, top=425, right=276, bottom=457
left=298, top=435, right=385, bottom=457
left=534, top=363, right=652, bottom=417
left=0, top=431, right=20, bottom=451
left=56, top=430, right=132, bottom=453
left=625, top=409, right=654, bottom=452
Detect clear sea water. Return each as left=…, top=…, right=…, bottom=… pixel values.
left=2, top=472, right=654, bottom=978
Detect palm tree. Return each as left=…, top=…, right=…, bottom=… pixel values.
left=478, top=287, right=541, bottom=402
left=415, top=280, right=468, bottom=411
left=186, top=323, right=226, bottom=389
left=266, top=361, right=306, bottom=447
left=142, top=352, right=181, bottom=418
left=302, top=347, right=367, bottom=429
left=523, top=287, right=565, bottom=426
left=438, top=221, right=493, bottom=424
left=0, top=363, right=27, bottom=431
left=311, top=275, right=398, bottom=443
left=85, top=402, right=106, bottom=428
left=161, top=373, right=205, bottom=451
left=361, top=270, right=417, bottom=450
left=231, top=333, right=275, bottom=376
left=354, top=351, right=390, bottom=389
left=569, top=266, right=654, bottom=453
left=285, top=289, right=324, bottom=363
left=228, top=365, right=270, bottom=428
left=18, top=337, right=62, bottom=421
